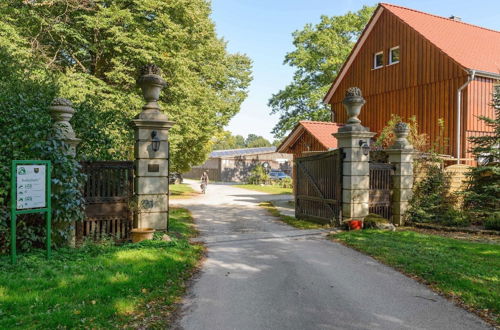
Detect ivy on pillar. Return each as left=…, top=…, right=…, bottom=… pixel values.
left=386, top=122, right=414, bottom=226
left=131, top=64, right=174, bottom=230
left=333, top=87, right=375, bottom=223
left=49, top=98, right=81, bottom=246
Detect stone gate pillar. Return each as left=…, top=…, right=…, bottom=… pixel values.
left=386, top=122, right=414, bottom=226
left=333, top=88, right=375, bottom=223
left=131, top=64, right=174, bottom=230
left=49, top=98, right=81, bottom=156
left=49, top=98, right=81, bottom=246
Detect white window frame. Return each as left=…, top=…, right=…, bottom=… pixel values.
left=389, top=46, right=400, bottom=65
left=373, top=51, right=384, bottom=69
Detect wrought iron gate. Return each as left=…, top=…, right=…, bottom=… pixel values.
left=295, top=150, right=343, bottom=225
left=369, top=162, right=394, bottom=219
left=78, top=161, right=134, bottom=241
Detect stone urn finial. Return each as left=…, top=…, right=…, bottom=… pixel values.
left=390, top=122, right=413, bottom=150
left=136, top=63, right=168, bottom=120
left=338, top=87, right=368, bottom=132
left=49, top=98, right=81, bottom=156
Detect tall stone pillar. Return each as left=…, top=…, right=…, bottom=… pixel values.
left=49, top=98, right=81, bottom=246
left=386, top=122, right=414, bottom=226
left=131, top=64, right=174, bottom=230
left=49, top=98, right=81, bottom=156
left=333, top=88, right=375, bottom=222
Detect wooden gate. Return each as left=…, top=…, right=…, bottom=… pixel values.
left=295, top=150, right=343, bottom=225
left=78, top=161, right=134, bottom=241
left=369, top=163, right=394, bottom=219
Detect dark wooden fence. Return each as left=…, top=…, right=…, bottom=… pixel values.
left=369, top=162, right=394, bottom=219
left=295, top=150, right=343, bottom=225
left=78, top=161, right=134, bottom=241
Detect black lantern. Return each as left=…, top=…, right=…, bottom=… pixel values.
left=151, top=130, right=160, bottom=152
left=359, top=140, right=370, bottom=156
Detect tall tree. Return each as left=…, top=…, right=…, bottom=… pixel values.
left=268, top=6, right=374, bottom=138
left=1, top=0, right=252, bottom=172
left=463, top=87, right=500, bottom=221
left=245, top=134, right=272, bottom=148
left=211, top=132, right=272, bottom=150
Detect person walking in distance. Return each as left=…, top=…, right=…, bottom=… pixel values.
left=200, top=171, right=209, bottom=194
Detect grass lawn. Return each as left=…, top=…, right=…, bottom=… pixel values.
left=235, top=184, right=292, bottom=195
left=0, top=208, right=203, bottom=329
left=332, top=230, right=500, bottom=324
left=169, top=183, right=197, bottom=199
left=259, top=201, right=328, bottom=230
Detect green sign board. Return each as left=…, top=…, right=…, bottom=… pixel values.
left=10, top=160, right=52, bottom=264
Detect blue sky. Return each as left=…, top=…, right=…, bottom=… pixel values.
left=211, top=0, right=500, bottom=141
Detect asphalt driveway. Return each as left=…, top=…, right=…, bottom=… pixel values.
left=172, top=181, right=491, bottom=330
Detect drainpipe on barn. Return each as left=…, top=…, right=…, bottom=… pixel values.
left=456, top=69, right=476, bottom=164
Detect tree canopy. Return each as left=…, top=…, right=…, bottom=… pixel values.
left=268, top=6, right=374, bottom=138
left=0, top=0, right=252, bottom=172
left=211, top=131, right=276, bottom=150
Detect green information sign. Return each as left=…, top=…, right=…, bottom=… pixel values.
left=10, top=160, right=52, bottom=264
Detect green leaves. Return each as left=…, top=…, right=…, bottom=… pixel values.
left=0, top=0, right=252, bottom=172
left=269, top=5, right=374, bottom=138
left=463, top=87, right=500, bottom=221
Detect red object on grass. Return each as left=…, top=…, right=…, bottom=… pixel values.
left=349, top=220, right=363, bottom=230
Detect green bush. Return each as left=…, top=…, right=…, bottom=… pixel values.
left=484, top=212, right=500, bottom=230
left=439, top=209, right=470, bottom=227
left=0, top=31, right=85, bottom=253
left=407, top=161, right=467, bottom=227
left=247, top=164, right=270, bottom=185
left=408, top=163, right=450, bottom=223
left=363, top=213, right=390, bottom=229
left=275, top=177, right=293, bottom=188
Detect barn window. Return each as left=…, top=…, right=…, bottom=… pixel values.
left=373, top=51, right=383, bottom=69
left=389, top=46, right=400, bottom=64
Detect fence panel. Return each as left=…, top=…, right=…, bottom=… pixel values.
left=369, top=162, right=394, bottom=219
left=78, top=161, right=134, bottom=241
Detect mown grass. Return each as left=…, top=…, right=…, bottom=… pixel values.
left=333, top=230, right=500, bottom=324
left=235, top=184, right=292, bottom=195
left=0, top=208, right=203, bottom=329
left=169, top=183, right=197, bottom=199
left=259, top=201, right=328, bottom=229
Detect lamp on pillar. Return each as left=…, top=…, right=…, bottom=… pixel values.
left=131, top=64, right=174, bottom=232
left=333, top=87, right=375, bottom=223
left=151, top=130, right=160, bottom=152
left=359, top=140, right=370, bottom=156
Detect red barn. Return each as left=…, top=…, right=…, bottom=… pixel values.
left=324, top=3, right=500, bottom=163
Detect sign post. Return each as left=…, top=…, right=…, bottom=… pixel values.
left=10, top=160, right=52, bottom=264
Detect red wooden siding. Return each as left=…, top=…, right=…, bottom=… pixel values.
left=329, top=9, right=469, bottom=156
left=464, top=77, right=498, bottom=159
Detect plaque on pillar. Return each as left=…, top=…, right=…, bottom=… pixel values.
left=130, top=64, right=174, bottom=230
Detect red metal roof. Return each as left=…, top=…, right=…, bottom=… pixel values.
left=381, top=3, right=500, bottom=75
left=300, top=121, right=342, bottom=149
left=277, top=121, right=343, bottom=153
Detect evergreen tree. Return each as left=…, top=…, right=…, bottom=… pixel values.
left=463, top=87, right=500, bottom=221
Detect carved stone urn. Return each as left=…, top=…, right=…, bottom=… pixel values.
left=48, top=98, right=81, bottom=155
left=135, top=64, right=168, bottom=121
left=342, top=87, right=366, bottom=125
left=391, top=122, right=413, bottom=150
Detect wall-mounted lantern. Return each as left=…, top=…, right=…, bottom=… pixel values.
left=359, top=140, right=370, bottom=156
left=151, top=130, right=160, bottom=152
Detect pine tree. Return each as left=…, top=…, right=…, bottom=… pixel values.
left=463, top=86, right=500, bottom=222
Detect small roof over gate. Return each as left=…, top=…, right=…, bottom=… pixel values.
left=277, top=121, right=342, bottom=153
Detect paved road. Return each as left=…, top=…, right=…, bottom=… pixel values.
left=172, top=181, right=491, bottom=330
